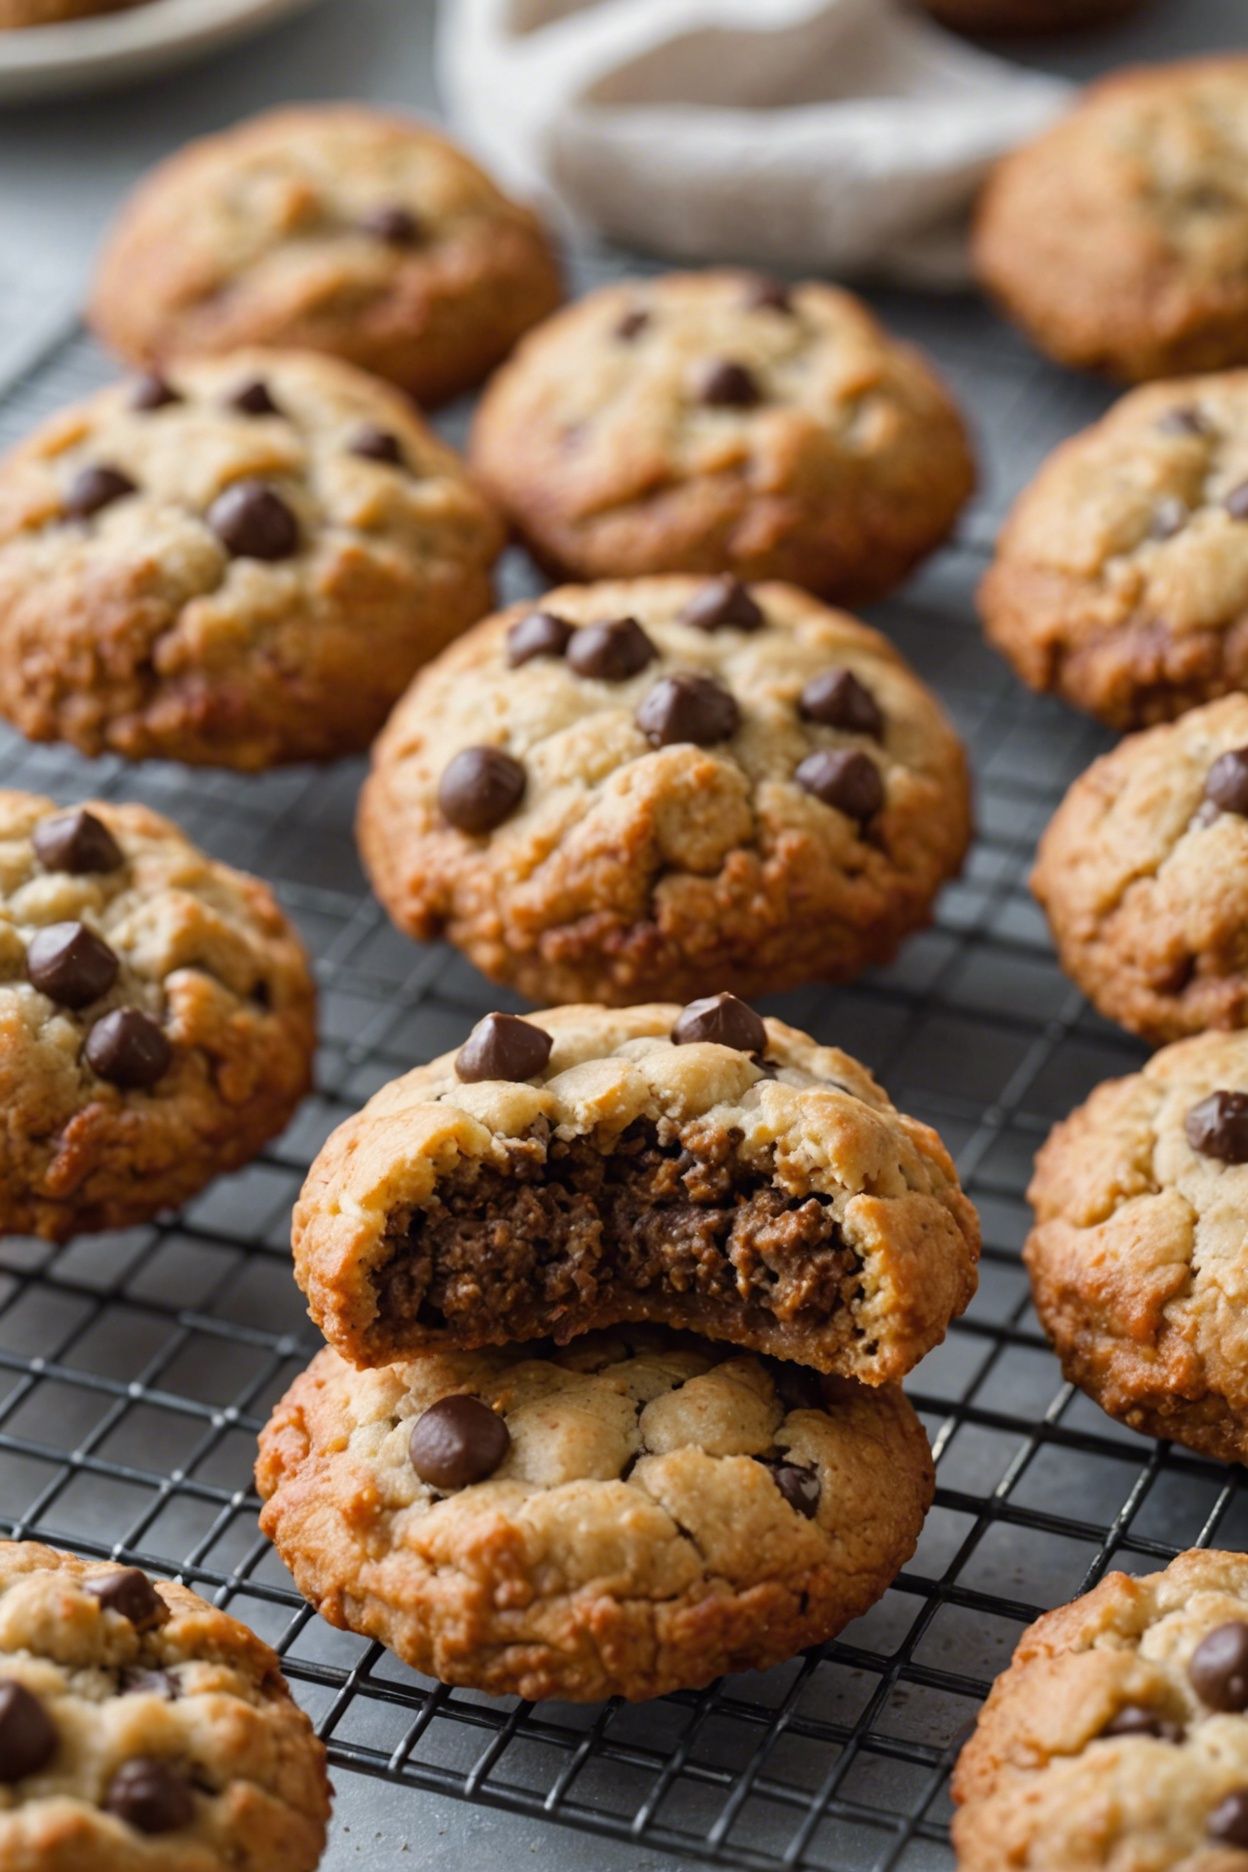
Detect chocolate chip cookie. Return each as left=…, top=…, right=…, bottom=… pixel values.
left=1034, top=697, right=1248, bottom=1043
left=954, top=1550, right=1248, bottom=1870
left=257, top=1326, right=933, bottom=1703
left=976, top=59, right=1248, bottom=382
left=981, top=373, right=1248, bottom=728
left=1026, top=1030, right=1248, bottom=1464
left=358, top=577, right=972, bottom=1005
left=292, top=1000, right=980, bottom=1379
left=469, top=271, right=974, bottom=600
left=0, top=789, right=315, bottom=1241
left=0, top=349, right=501, bottom=768
left=0, top=1540, right=329, bottom=1869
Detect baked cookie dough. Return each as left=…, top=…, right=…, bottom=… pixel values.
left=0, top=789, right=315, bottom=1242
left=89, top=106, right=562, bottom=407
left=358, top=577, right=972, bottom=1005
left=954, top=1550, right=1248, bottom=1870
left=0, top=1540, right=329, bottom=1871
left=980, top=373, right=1248, bottom=728
left=292, top=1000, right=980, bottom=1379
left=975, top=59, right=1248, bottom=382
left=469, top=271, right=974, bottom=600
left=1026, top=1029, right=1248, bottom=1464
left=257, top=1326, right=934, bottom=1703
left=0, top=349, right=502, bottom=768
left=1034, top=697, right=1248, bottom=1043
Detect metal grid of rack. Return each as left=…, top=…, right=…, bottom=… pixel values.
left=0, top=259, right=1240, bottom=1872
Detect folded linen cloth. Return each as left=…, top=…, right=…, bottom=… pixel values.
left=436, top=0, right=1069, bottom=285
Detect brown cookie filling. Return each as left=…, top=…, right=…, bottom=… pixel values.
left=371, top=1118, right=863, bottom=1360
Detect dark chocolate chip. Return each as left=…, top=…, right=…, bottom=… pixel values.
left=362, top=204, right=422, bottom=245
left=409, top=1395, right=510, bottom=1490
left=438, top=747, right=526, bottom=834
left=1204, top=746, right=1248, bottom=817
left=1210, top=1790, right=1248, bottom=1848
left=799, top=668, right=884, bottom=738
left=678, top=577, right=764, bottom=634
left=636, top=672, right=740, bottom=748
left=744, top=275, right=793, bottom=313
left=1100, top=1704, right=1184, bottom=1743
left=455, top=1011, right=553, bottom=1084
left=1190, top=1621, right=1248, bottom=1708
left=1149, top=497, right=1188, bottom=541
left=1185, top=1091, right=1248, bottom=1164
left=86, top=1567, right=164, bottom=1629
left=566, top=616, right=656, bottom=682
left=84, top=1008, right=172, bottom=1091
left=33, top=808, right=123, bottom=876
left=671, top=993, right=766, bottom=1054
left=129, top=374, right=180, bottom=412
left=1227, top=482, right=1248, bottom=523
left=103, top=1757, right=194, bottom=1834
left=64, top=464, right=136, bottom=520
left=692, top=358, right=762, bottom=408
left=759, top=1457, right=820, bottom=1519
left=1157, top=406, right=1209, bottom=437
left=228, top=378, right=279, bottom=417
left=349, top=424, right=404, bottom=465
left=120, top=1667, right=179, bottom=1701
left=506, top=610, right=575, bottom=667
left=208, top=480, right=299, bottom=560
left=795, top=748, right=884, bottom=822
left=26, top=921, right=119, bottom=1009
left=0, top=1680, right=56, bottom=1783
left=614, top=308, right=650, bottom=341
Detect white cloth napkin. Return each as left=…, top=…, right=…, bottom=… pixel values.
left=436, top=0, right=1069, bottom=285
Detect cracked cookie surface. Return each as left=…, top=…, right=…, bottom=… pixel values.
left=0, top=1540, right=329, bottom=1871
left=358, top=576, right=972, bottom=1005
left=90, top=105, right=562, bottom=405
left=0, top=348, right=501, bottom=768
left=1034, top=697, right=1248, bottom=1042
left=256, top=1326, right=934, bottom=1703
left=976, top=58, right=1248, bottom=382
left=981, top=374, right=1248, bottom=727
left=1026, top=1030, right=1248, bottom=1463
left=292, top=1001, right=979, bottom=1379
left=0, top=788, right=315, bottom=1241
left=954, top=1550, right=1248, bottom=1871
left=469, top=271, right=974, bottom=601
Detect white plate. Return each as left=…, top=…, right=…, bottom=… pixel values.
left=0, top=0, right=324, bottom=101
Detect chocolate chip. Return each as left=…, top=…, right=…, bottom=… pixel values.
left=1100, top=1704, right=1184, bottom=1743
left=1157, top=406, right=1209, bottom=437
left=455, top=1011, right=553, bottom=1083
left=795, top=748, right=884, bottom=822
left=614, top=308, right=650, bottom=341
left=1190, top=1621, right=1248, bottom=1708
left=85, top=1008, right=172, bottom=1090
left=1227, top=482, right=1248, bottom=523
left=409, top=1395, right=510, bottom=1490
left=349, top=425, right=404, bottom=465
left=636, top=673, right=740, bottom=748
left=120, top=1667, right=179, bottom=1701
left=1185, top=1091, right=1248, bottom=1164
left=26, top=921, right=119, bottom=1009
left=32, top=808, right=123, bottom=876
left=85, top=1567, right=164, bottom=1629
left=208, top=480, right=299, bottom=560
left=129, top=374, right=179, bottom=412
left=759, top=1457, right=820, bottom=1518
left=228, top=378, right=279, bottom=418
left=1149, top=497, right=1188, bottom=541
left=362, top=204, right=422, bottom=245
left=438, top=747, right=526, bottom=834
left=0, top=1681, right=56, bottom=1783
left=678, top=577, right=764, bottom=634
left=104, top=1757, right=194, bottom=1834
left=566, top=616, right=656, bottom=682
left=799, top=668, right=884, bottom=738
left=1210, top=1791, right=1248, bottom=1848
left=671, top=992, right=767, bottom=1054
left=506, top=610, right=575, bottom=667
left=64, top=464, right=136, bottom=519
left=1204, top=746, right=1248, bottom=817
left=692, top=358, right=762, bottom=408
left=744, top=275, right=793, bottom=313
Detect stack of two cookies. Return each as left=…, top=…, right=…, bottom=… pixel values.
left=257, top=998, right=980, bottom=1703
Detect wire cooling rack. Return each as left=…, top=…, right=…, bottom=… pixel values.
left=1, top=259, right=1242, bottom=1872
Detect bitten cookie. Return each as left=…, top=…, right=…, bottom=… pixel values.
left=0, top=1540, right=329, bottom=1871
left=0, top=789, right=315, bottom=1241
left=975, top=59, right=1248, bottom=382
left=359, top=577, right=972, bottom=1005
left=981, top=374, right=1248, bottom=728
left=1026, top=1030, right=1248, bottom=1464
left=0, top=349, right=501, bottom=768
left=921, top=0, right=1142, bottom=31
left=257, top=1327, right=933, bottom=1704
left=292, top=1000, right=980, bottom=1378
left=1034, top=698, right=1248, bottom=1043
left=90, top=106, right=562, bottom=406
left=470, top=271, right=974, bottom=600
left=954, top=1550, right=1248, bottom=1870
